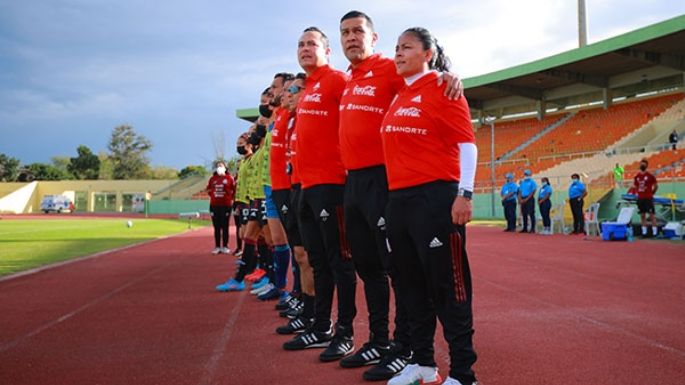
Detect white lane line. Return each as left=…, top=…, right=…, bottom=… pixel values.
left=481, top=277, right=685, bottom=358
left=0, top=260, right=181, bottom=353
left=198, top=289, right=247, bottom=385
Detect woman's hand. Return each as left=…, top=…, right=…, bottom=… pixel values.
left=452, top=196, right=472, bottom=225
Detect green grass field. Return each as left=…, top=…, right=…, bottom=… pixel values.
left=0, top=218, right=208, bottom=276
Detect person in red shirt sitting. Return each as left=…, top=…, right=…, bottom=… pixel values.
left=381, top=28, right=477, bottom=385
left=633, top=158, right=659, bottom=237
left=206, top=160, right=235, bottom=254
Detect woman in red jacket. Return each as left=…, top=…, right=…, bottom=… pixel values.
left=381, top=27, right=477, bottom=385
left=206, top=161, right=235, bottom=254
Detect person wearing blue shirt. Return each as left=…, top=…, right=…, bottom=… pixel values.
left=518, top=169, right=537, bottom=233
left=568, top=173, right=588, bottom=234
left=500, top=173, right=518, bottom=232
left=538, top=177, right=553, bottom=235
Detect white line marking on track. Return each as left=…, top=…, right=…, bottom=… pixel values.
left=0, top=260, right=181, bottom=353
left=198, top=289, right=247, bottom=385
left=481, top=277, right=685, bottom=358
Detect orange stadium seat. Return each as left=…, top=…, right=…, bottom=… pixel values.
left=473, top=93, right=684, bottom=192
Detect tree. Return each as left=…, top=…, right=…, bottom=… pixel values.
left=178, top=165, right=208, bottom=179
left=19, top=163, right=70, bottom=181
left=108, top=125, right=152, bottom=180
left=147, top=165, right=179, bottom=180
left=68, top=145, right=100, bottom=179
left=97, top=151, right=113, bottom=179
left=226, top=155, right=240, bottom=175
left=50, top=156, right=74, bottom=179
left=0, top=153, right=20, bottom=181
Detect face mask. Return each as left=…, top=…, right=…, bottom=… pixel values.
left=236, top=145, right=247, bottom=155
left=572, top=178, right=579, bottom=182
left=248, top=132, right=261, bottom=146
left=259, top=104, right=272, bottom=118
left=255, top=124, right=267, bottom=137
left=639, top=164, right=647, bottom=171
left=216, top=166, right=226, bottom=175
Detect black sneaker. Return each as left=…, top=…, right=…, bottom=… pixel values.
left=283, top=328, right=332, bottom=350
left=275, top=295, right=300, bottom=311
left=340, top=341, right=389, bottom=368
left=280, top=302, right=304, bottom=318
left=276, top=316, right=313, bottom=335
left=363, top=345, right=412, bottom=381
left=319, top=334, right=354, bottom=362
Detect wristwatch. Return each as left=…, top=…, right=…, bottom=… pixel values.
left=458, top=188, right=473, bottom=200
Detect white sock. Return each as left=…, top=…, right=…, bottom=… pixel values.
left=653, top=227, right=658, bottom=235
left=642, top=226, right=647, bottom=235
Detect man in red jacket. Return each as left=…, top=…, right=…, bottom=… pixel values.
left=206, top=160, right=235, bottom=254
left=282, top=27, right=357, bottom=363
left=633, top=158, right=659, bottom=237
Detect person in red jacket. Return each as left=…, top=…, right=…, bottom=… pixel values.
left=633, top=158, right=659, bottom=237
left=335, top=11, right=464, bottom=381
left=206, top=160, right=235, bottom=254
left=381, top=28, right=477, bottom=385
left=282, top=27, right=358, bottom=362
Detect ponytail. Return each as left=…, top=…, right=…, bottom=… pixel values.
left=403, top=27, right=451, bottom=72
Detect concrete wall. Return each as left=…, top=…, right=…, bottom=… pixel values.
left=0, top=180, right=176, bottom=213
left=0, top=182, right=38, bottom=214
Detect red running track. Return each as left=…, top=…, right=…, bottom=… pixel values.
left=0, top=226, right=684, bottom=385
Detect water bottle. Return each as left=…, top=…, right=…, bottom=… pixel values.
left=627, top=226, right=634, bottom=242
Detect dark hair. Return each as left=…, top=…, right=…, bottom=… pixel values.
left=295, top=72, right=307, bottom=80
left=274, top=72, right=295, bottom=82
left=640, top=158, right=648, bottom=166
left=402, top=27, right=451, bottom=72
left=541, top=177, right=549, bottom=184
left=340, top=10, right=374, bottom=31
left=571, top=173, right=580, bottom=179
left=261, top=87, right=271, bottom=96
left=303, top=26, right=329, bottom=49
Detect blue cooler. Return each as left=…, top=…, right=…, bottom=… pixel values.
left=601, top=223, right=628, bottom=241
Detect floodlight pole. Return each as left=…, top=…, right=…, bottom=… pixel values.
left=578, top=0, right=588, bottom=47
left=483, top=116, right=496, bottom=218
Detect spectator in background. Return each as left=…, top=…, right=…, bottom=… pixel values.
left=669, top=129, right=679, bottom=150
left=568, top=173, right=587, bottom=235
left=633, top=158, right=659, bottom=237
left=500, top=173, right=518, bottom=232
left=613, top=163, right=624, bottom=188
left=538, top=177, right=553, bottom=235
left=206, top=160, right=235, bottom=254
left=518, top=169, right=537, bottom=233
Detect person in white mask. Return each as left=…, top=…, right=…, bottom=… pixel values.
left=206, top=161, right=235, bottom=254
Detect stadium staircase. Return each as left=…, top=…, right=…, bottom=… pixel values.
left=611, top=95, right=685, bottom=153
left=498, top=112, right=575, bottom=162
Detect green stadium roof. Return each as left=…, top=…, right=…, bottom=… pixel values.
left=464, top=14, right=685, bottom=88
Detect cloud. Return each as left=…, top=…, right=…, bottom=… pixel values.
left=1, top=0, right=684, bottom=168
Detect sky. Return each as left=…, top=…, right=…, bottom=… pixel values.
left=1, top=0, right=684, bottom=170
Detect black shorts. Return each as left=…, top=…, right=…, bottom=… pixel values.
left=285, top=185, right=302, bottom=246
left=637, top=198, right=655, bottom=214
left=248, top=199, right=267, bottom=225
left=233, top=202, right=249, bottom=225
left=271, top=188, right=291, bottom=224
